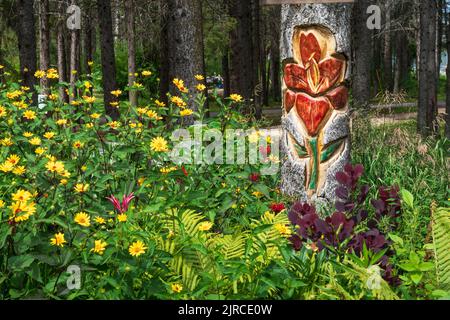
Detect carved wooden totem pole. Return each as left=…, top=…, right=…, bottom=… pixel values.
left=279, top=2, right=353, bottom=206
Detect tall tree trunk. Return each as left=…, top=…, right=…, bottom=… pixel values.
left=280, top=3, right=353, bottom=206
left=383, top=0, right=393, bottom=92
left=39, top=0, right=50, bottom=94
left=252, top=0, right=262, bottom=118
left=393, top=31, right=407, bottom=94
left=167, top=0, right=205, bottom=123
left=270, top=5, right=281, bottom=102
left=418, top=0, right=438, bottom=136
left=229, top=0, right=254, bottom=104
left=83, top=3, right=94, bottom=76
left=159, top=0, right=170, bottom=105
left=98, top=0, right=120, bottom=120
left=446, top=11, right=450, bottom=139
left=352, top=0, right=373, bottom=107
left=17, top=0, right=37, bottom=99
left=69, top=1, right=80, bottom=102
left=57, top=0, right=69, bottom=103
left=125, top=0, right=137, bottom=107
left=222, top=49, right=231, bottom=98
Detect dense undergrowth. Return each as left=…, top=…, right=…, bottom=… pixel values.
left=0, top=66, right=448, bottom=300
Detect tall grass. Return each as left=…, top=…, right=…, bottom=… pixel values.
left=352, top=117, right=449, bottom=208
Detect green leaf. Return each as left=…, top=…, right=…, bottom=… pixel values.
left=388, top=233, right=404, bottom=247
left=8, top=255, right=35, bottom=271
left=409, top=251, right=420, bottom=265
left=400, top=189, right=414, bottom=208
left=410, top=272, right=423, bottom=285
left=253, top=184, right=270, bottom=199
left=252, top=224, right=273, bottom=234
left=0, top=224, right=12, bottom=250
left=418, top=262, right=435, bottom=272
left=398, top=262, right=417, bottom=272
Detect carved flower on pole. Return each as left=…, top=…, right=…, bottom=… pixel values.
left=282, top=26, right=349, bottom=196
left=284, top=28, right=348, bottom=136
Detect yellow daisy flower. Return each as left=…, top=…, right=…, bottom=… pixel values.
left=74, top=183, right=89, bottom=193
left=74, top=212, right=91, bottom=227
left=91, top=240, right=107, bottom=255
left=50, top=233, right=67, bottom=247
left=150, top=137, right=169, bottom=152
left=128, top=240, right=147, bottom=257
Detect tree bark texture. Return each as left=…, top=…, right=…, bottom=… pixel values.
left=17, top=0, right=37, bottom=96
left=167, top=0, right=205, bottom=123
left=229, top=0, right=254, bottom=102
left=39, top=0, right=50, bottom=93
left=445, top=11, right=450, bottom=139
left=352, top=0, right=373, bottom=107
left=383, top=0, right=393, bottom=92
left=418, top=0, right=438, bottom=137
left=125, top=0, right=137, bottom=108
left=57, top=0, right=69, bottom=103
left=98, top=0, right=120, bottom=120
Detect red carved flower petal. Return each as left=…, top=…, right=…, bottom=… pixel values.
left=326, top=86, right=348, bottom=110
left=295, top=92, right=331, bottom=136
left=284, top=64, right=308, bottom=91
left=300, top=33, right=321, bottom=65
left=317, top=58, right=345, bottom=93
left=284, top=90, right=296, bottom=113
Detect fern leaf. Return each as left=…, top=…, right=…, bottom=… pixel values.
left=432, top=207, right=450, bottom=290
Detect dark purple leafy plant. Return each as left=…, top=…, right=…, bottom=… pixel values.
left=288, top=163, right=402, bottom=286
left=335, top=164, right=370, bottom=225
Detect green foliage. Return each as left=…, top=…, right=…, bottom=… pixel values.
left=432, top=207, right=450, bottom=291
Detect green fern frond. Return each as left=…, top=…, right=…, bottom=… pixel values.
left=251, top=212, right=290, bottom=260
left=161, top=208, right=205, bottom=238
left=210, top=234, right=247, bottom=260
left=432, top=207, right=450, bottom=290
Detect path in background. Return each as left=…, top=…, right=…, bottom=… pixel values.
left=210, top=102, right=447, bottom=128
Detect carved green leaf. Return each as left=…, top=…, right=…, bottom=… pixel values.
left=321, top=139, right=345, bottom=163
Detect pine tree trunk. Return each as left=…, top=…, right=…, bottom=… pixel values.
left=229, top=0, right=254, bottom=104
left=270, top=5, right=281, bottom=103
left=445, top=11, right=450, bottom=139
left=222, top=49, right=231, bottom=98
left=83, top=3, right=94, bottom=76
left=159, top=0, right=170, bottom=105
left=125, top=0, right=137, bottom=108
left=98, top=0, right=120, bottom=120
left=39, top=0, right=50, bottom=94
left=352, top=0, right=373, bottom=107
left=69, top=1, right=80, bottom=103
left=393, top=29, right=410, bottom=95
left=280, top=3, right=352, bottom=207
left=383, top=0, right=393, bottom=92
left=418, top=0, right=438, bottom=137
left=57, top=0, right=69, bottom=103
left=17, top=0, right=37, bottom=97
left=167, top=0, right=205, bottom=124
left=253, top=0, right=262, bottom=118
